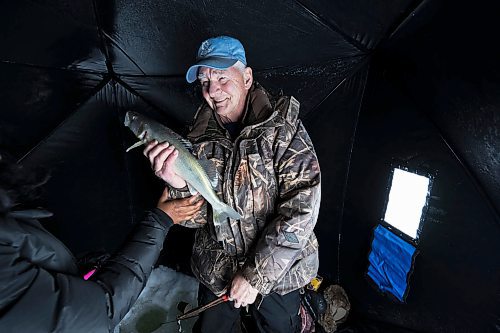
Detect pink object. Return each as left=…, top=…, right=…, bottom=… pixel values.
left=83, top=268, right=96, bottom=280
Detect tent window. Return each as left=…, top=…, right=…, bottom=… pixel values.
left=383, top=168, right=431, bottom=239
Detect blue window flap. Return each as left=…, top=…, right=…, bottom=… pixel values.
left=367, top=225, right=417, bottom=301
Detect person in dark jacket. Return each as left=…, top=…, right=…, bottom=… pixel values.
left=0, top=152, right=203, bottom=333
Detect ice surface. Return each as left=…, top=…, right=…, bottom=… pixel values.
left=115, top=266, right=199, bottom=333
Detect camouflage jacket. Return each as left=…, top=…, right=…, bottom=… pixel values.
left=169, top=82, right=321, bottom=296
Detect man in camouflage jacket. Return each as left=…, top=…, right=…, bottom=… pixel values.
left=145, top=36, right=321, bottom=333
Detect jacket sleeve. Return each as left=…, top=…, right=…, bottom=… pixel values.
left=92, top=208, right=173, bottom=327
left=241, top=120, right=321, bottom=295
left=0, top=208, right=172, bottom=333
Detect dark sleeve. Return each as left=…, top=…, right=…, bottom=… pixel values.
left=0, top=209, right=172, bottom=333
left=91, top=208, right=173, bottom=327
left=0, top=250, right=111, bottom=333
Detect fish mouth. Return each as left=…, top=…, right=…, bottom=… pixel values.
left=136, top=122, right=147, bottom=140
left=124, top=111, right=139, bottom=127
left=124, top=112, right=132, bottom=126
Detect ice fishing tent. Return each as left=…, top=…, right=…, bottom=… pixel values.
left=1, top=0, right=499, bottom=332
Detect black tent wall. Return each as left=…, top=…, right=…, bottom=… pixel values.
left=1, top=1, right=499, bottom=332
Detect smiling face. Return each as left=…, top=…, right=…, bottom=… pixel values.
left=198, top=63, right=253, bottom=123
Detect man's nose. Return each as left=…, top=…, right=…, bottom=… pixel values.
left=208, top=81, right=221, bottom=97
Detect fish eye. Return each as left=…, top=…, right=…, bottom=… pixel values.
left=132, top=115, right=137, bottom=121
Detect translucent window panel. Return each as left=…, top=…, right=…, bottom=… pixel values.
left=384, top=168, right=430, bottom=239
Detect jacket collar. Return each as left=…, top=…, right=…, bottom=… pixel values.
left=241, top=82, right=274, bottom=126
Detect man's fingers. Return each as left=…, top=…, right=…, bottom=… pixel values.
left=230, top=285, right=244, bottom=302
left=186, top=195, right=198, bottom=204
left=229, top=274, right=259, bottom=309
left=247, top=290, right=258, bottom=304
left=153, top=155, right=167, bottom=174
left=175, top=203, right=203, bottom=216
left=148, top=142, right=171, bottom=165
left=232, top=290, right=245, bottom=309
left=232, top=291, right=249, bottom=309
left=177, top=195, right=203, bottom=207
left=193, top=194, right=203, bottom=203
left=177, top=203, right=202, bottom=213
left=186, top=194, right=204, bottom=205
left=158, top=148, right=177, bottom=175
left=163, top=149, right=179, bottom=171
left=154, top=146, right=175, bottom=173
left=143, top=140, right=157, bottom=157
left=144, top=140, right=168, bottom=159
left=194, top=198, right=205, bottom=208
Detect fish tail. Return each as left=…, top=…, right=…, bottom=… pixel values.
left=213, top=204, right=241, bottom=225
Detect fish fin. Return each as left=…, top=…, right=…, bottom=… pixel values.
left=198, top=159, right=218, bottom=188
left=126, top=140, right=145, bottom=152
left=179, top=138, right=193, bottom=151
left=213, top=203, right=241, bottom=226
left=212, top=211, right=223, bottom=227
left=165, top=128, right=193, bottom=151
left=186, top=182, right=198, bottom=195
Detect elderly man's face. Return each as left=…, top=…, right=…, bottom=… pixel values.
left=198, top=65, right=252, bottom=122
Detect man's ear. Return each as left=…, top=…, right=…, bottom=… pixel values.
left=243, top=67, right=253, bottom=89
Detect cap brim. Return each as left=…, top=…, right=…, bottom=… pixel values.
left=185, top=57, right=238, bottom=83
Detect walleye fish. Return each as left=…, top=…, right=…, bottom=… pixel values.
left=124, top=111, right=241, bottom=225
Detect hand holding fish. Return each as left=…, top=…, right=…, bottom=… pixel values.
left=156, top=187, right=205, bottom=224
left=144, top=140, right=187, bottom=189
left=125, top=111, right=241, bottom=225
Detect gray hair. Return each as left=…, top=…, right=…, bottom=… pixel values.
left=232, top=60, right=247, bottom=73
left=197, top=60, right=247, bottom=80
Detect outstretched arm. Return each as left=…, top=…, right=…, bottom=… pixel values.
left=0, top=190, right=176, bottom=332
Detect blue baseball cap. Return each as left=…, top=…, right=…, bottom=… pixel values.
left=186, top=36, right=247, bottom=83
